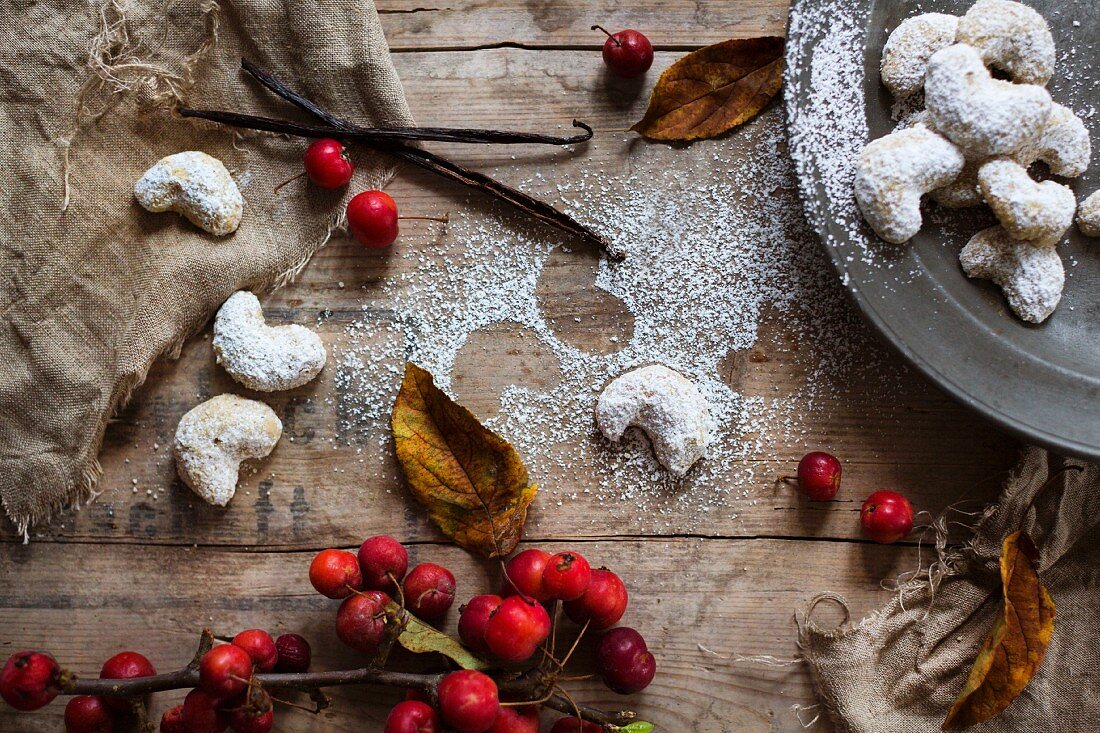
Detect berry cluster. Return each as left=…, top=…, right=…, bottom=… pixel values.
left=786, top=451, right=916, bottom=544
left=308, top=536, right=655, bottom=733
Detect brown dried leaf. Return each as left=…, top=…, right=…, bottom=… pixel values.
left=391, top=362, right=537, bottom=558
left=942, top=532, right=1056, bottom=730
left=630, top=37, right=784, bottom=142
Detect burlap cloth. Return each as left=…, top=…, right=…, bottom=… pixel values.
left=800, top=447, right=1100, bottom=732
left=0, top=0, right=413, bottom=534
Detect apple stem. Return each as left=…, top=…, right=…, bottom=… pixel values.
left=273, top=170, right=306, bottom=193
left=590, top=24, right=621, bottom=47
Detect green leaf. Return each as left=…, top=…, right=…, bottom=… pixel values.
left=393, top=603, right=491, bottom=671
left=620, top=723, right=655, bottom=733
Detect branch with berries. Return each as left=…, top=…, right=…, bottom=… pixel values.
left=1, top=538, right=656, bottom=733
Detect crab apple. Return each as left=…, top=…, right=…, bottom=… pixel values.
left=404, top=562, right=457, bottom=620
left=860, top=490, right=914, bottom=544
left=501, top=549, right=551, bottom=600
left=593, top=25, right=653, bottom=78
left=550, top=718, right=603, bottom=733
left=224, top=689, right=274, bottom=733
left=596, top=627, right=656, bottom=694
left=484, top=595, right=551, bottom=661
left=437, top=670, right=500, bottom=733
left=0, top=651, right=61, bottom=711
left=385, top=699, right=441, bottom=733
left=458, top=594, right=503, bottom=653
left=794, top=451, right=842, bottom=501
left=358, top=535, right=409, bottom=590
left=542, top=551, right=591, bottom=601
left=160, top=705, right=187, bottom=733
left=273, top=633, right=311, bottom=673
left=563, top=568, right=628, bottom=629
left=348, top=190, right=399, bottom=248
left=64, top=695, right=116, bottom=733
left=490, top=705, right=540, bottom=733
left=336, top=590, right=392, bottom=654
left=100, top=650, right=157, bottom=711
left=309, top=548, right=364, bottom=599
left=303, top=138, right=354, bottom=189
left=199, top=644, right=253, bottom=699
left=232, top=630, right=278, bottom=673
left=182, top=688, right=227, bottom=733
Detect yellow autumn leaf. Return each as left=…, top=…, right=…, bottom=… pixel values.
left=942, top=531, right=1055, bottom=730
left=391, top=362, right=537, bottom=558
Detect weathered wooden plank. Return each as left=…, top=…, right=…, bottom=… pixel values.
left=375, top=0, right=789, bottom=51
left=0, top=538, right=918, bottom=732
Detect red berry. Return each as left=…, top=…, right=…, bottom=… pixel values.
left=198, top=645, right=253, bottom=699
left=273, top=633, right=311, bottom=673
left=303, top=138, right=354, bottom=189
left=336, top=590, right=392, bottom=654
left=182, top=688, right=227, bottom=733
left=309, top=548, right=364, bottom=599
left=99, top=651, right=157, bottom=711
left=384, top=699, right=441, bottom=733
left=489, top=705, right=539, bottom=733
left=404, top=563, right=457, bottom=620
left=231, top=630, right=278, bottom=673
left=484, top=596, right=551, bottom=661
left=542, top=551, right=591, bottom=601
left=160, top=704, right=187, bottom=733
left=860, top=490, right=914, bottom=544
left=437, top=670, right=499, bottom=733
left=563, top=568, right=628, bottom=629
left=794, top=451, right=842, bottom=501
left=501, top=549, right=551, bottom=600
left=596, top=627, right=656, bottom=694
left=64, top=695, right=116, bottom=733
left=458, top=594, right=503, bottom=654
left=550, top=718, right=602, bottom=733
left=594, top=26, right=654, bottom=78
left=0, top=651, right=61, bottom=711
left=347, top=190, right=399, bottom=248
left=358, top=535, right=409, bottom=590
left=224, top=689, right=274, bottom=733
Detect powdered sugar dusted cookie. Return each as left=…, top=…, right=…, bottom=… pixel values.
left=960, top=226, right=1064, bottom=323
left=213, top=291, right=327, bottom=392
left=1019, top=103, right=1092, bottom=178
left=956, top=0, right=1055, bottom=85
left=854, top=125, right=965, bottom=243
left=881, top=13, right=959, bottom=98
left=174, top=394, right=282, bottom=506
left=134, top=151, right=244, bottom=235
left=925, top=44, right=1051, bottom=159
left=977, top=158, right=1075, bottom=244
left=596, top=365, right=712, bottom=477
left=1078, top=191, right=1100, bottom=238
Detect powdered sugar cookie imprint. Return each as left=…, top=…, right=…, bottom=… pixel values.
left=213, top=291, right=327, bottom=392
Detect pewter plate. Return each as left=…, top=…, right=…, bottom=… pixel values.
left=785, top=0, right=1100, bottom=459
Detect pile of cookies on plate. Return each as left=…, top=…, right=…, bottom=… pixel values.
left=854, top=0, right=1100, bottom=323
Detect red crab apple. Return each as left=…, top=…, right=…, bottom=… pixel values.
left=490, top=705, right=540, bottom=733
left=563, top=568, right=628, bottom=629
left=860, top=490, right=914, bottom=544
left=0, top=651, right=61, bottom=711
left=484, top=596, right=551, bottom=661
left=501, top=549, right=551, bottom=600
left=159, top=705, right=186, bottom=733
left=458, top=594, right=503, bottom=654
left=384, top=699, right=441, bottom=733
left=592, top=25, right=654, bottom=78
left=273, top=633, right=311, bottom=673
left=596, top=627, right=656, bottom=694
left=404, top=562, right=457, bottom=620
left=336, top=590, right=392, bottom=655
left=99, top=651, right=157, bottom=711
left=347, top=190, right=400, bottom=248
left=303, top=138, right=354, bottom=189
left=64, top=695, right=116, bottom=733
left=791, top=451, right=842, bottom=501
left=358, top=535, right=409, bottom=590
left=181, top=688, right=227, bottom=733
left=542, top=551, right=592, bottom=601
left=309, top=548, right=364, bottom=599
left=437, top=670, right=500, bottom=733
left=198, top=644, right=253, bottom=699
left=232, top=630, right=278, bottom=672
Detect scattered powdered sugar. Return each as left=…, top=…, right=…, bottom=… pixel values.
left=213, top=291, right=328, bottom=392
left=321, top=107, right=900, bottom=530
left=595, top=365, right=712, bottom=478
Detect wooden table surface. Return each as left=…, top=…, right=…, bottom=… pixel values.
left=0, top=2, right=1021, bottom=731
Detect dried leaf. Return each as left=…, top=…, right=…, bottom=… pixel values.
left=392, top=603, right=491, bottom=671
left=630, top=37, right=784, bottom=142
left=391, top=362, right=537, bottom=558
left=942, top=532, right=1055, bottom=730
